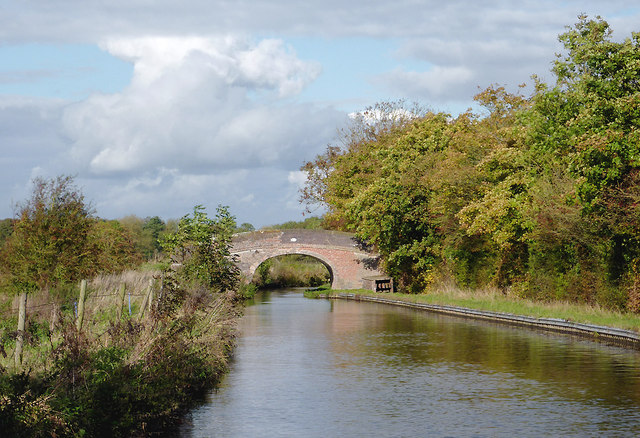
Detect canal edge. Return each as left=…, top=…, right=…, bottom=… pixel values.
left=329, top=293, right=640, bottom=350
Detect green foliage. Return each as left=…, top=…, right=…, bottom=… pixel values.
left=264, top=216, right=324, bottom=230
left=0, top=176, right=141, bottom=296
left=253, top=255, right=331, bottom=288
left=142, top=216, right=165, bottom=256
left=255, top=259, right=272, bottom=285
left=0, top=219, right=14, bottom=248
left=303, top=105, right=515, bottom=291
left=235, top=222, right=255, bottom=233
left=521, top=16, right=640, bottom=298
left=118, top=215, right=170, bottom=261
left=531, top=16, right=640, bottom=212
left=161, top=205, right=240, bottom=292
left=0, top=196, right=243, bottom=435
left=303, top=287, right=331, bottom=299
left=237, top=282, right=257, bottom=299
left=0, top=253, right=241, bottom=435
left=0, top=176, right=94, bottom=294
left=86, top=220, right=142, bottom=274
left=299, top=17, right=640, bottom=312
left=0, top=371, right=66, bottom=437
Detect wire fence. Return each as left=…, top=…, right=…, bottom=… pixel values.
left=1, top=270, right=159, bottom=318
left=1, top=270, right=163, bottom=369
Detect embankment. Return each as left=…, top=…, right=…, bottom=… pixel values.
left=328, top=292, right=640, bottom=350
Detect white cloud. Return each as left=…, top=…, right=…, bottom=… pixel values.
left=3, top=0, right=631, bottom=42
left=0, top=35, right=342, bottom=225
left=287, top=170, right=308, bottom=186
left=377, top=66, right=474, bottom=102
left=100, top=36, right=320, bottom=96
left=62, top=36, right=337, bottom=178
left=2, top=0, right=639, bottom=226
left=34, top=35, right=343, bottom=226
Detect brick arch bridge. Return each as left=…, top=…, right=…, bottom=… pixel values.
left=231, top=229, right=386, bottom=290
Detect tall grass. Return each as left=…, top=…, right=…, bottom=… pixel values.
left=0, top=270, right=241, bottom=436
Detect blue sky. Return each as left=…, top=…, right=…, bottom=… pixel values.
left=0, top=44, right=132, bottom=99
left=1, top=1, right=639, bottom=226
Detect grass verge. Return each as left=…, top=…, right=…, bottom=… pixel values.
left=324, top=285, right=640, bottom=333
left=303, top=284, right=331, bottom=299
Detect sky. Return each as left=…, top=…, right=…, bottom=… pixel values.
left=1, top=1, right=639, bottom=227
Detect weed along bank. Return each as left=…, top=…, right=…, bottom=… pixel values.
left=0, top=203, right=244, bottom=436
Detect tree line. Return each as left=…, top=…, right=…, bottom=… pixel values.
left=300, top=16, right=640, bottom=312
left=0, top=176, right=246, bottom=435
left=0, top=176, right=260, bottom=299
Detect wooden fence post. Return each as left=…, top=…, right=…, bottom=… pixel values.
left=148, top=279, right=155, bottom=313
left=49, top=303, right=59, bottom=331
left=117, top=283, right=127, bottom=320
left=14, top=292, right=27, bottom=369
left=138, top=279, right=154, bottom=321
left=76, top=280, right=87, bottom=331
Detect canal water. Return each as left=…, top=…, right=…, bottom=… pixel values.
left=179, top=290, right=640, bottom=437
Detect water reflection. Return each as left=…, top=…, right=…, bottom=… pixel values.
left=179, top=290, right=640, bottom=437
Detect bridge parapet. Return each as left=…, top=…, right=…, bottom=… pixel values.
left=231, top=229, right=386, bottom=290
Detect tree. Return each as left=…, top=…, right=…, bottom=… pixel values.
left=0, top=218, right=14, bottom=248
left=161, top=205, right=240, bottom=292
left=86, top=220, right=142, bottom=274
left=118, top=215, right=165, bottom=260
left=528, top=15, right=640, bottom=212
left=264, top=217, right=323, bottom=230
left=142, top=216, right=166, bottom=257
left=296, top=18, right=640, bottom=309
left=300, top=100, right=428, bottom=219
left=235, top=222, right=255, bottom=233
left=0, top=176, right=94, bottom=294
left=525, top=16, right=640, bottom=298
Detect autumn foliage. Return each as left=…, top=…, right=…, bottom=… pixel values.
left=0, top=176, right=141, bottom=296
left=301, top=16, right=640, bottom=311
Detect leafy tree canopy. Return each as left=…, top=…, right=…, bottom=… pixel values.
left=161, top=205, right=240, bottom=292
left=298, top=16, right=640, bottom=311
left=0, top=176, right=141, bottom=295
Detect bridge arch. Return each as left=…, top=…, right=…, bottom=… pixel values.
left=232, top=229, right=386, bottom=290
left=249, top=250, right=334, bottom=286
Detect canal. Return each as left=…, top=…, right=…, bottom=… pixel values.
left=179, top=290, right=640, bottom=437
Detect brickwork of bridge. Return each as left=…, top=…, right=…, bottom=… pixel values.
left=231, top=229, right=385, bottom=290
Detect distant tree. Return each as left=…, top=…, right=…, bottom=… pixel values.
left=0, top=218, right=14, bottom=248
left=265, top=216, right=325, bottom=230
left=0, top=176, right=94, bottom=294
left=236, top=222, right=255, bottom=233
left=118, top=215, right=166, bottom=260
left=143, top=216, right=166, bottom=257
left=86, top=220, right=142, bottom=273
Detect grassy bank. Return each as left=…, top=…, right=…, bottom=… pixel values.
left=320, top=284, right=640, bottom=333
left=0, top=270, right=241, bottom=436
